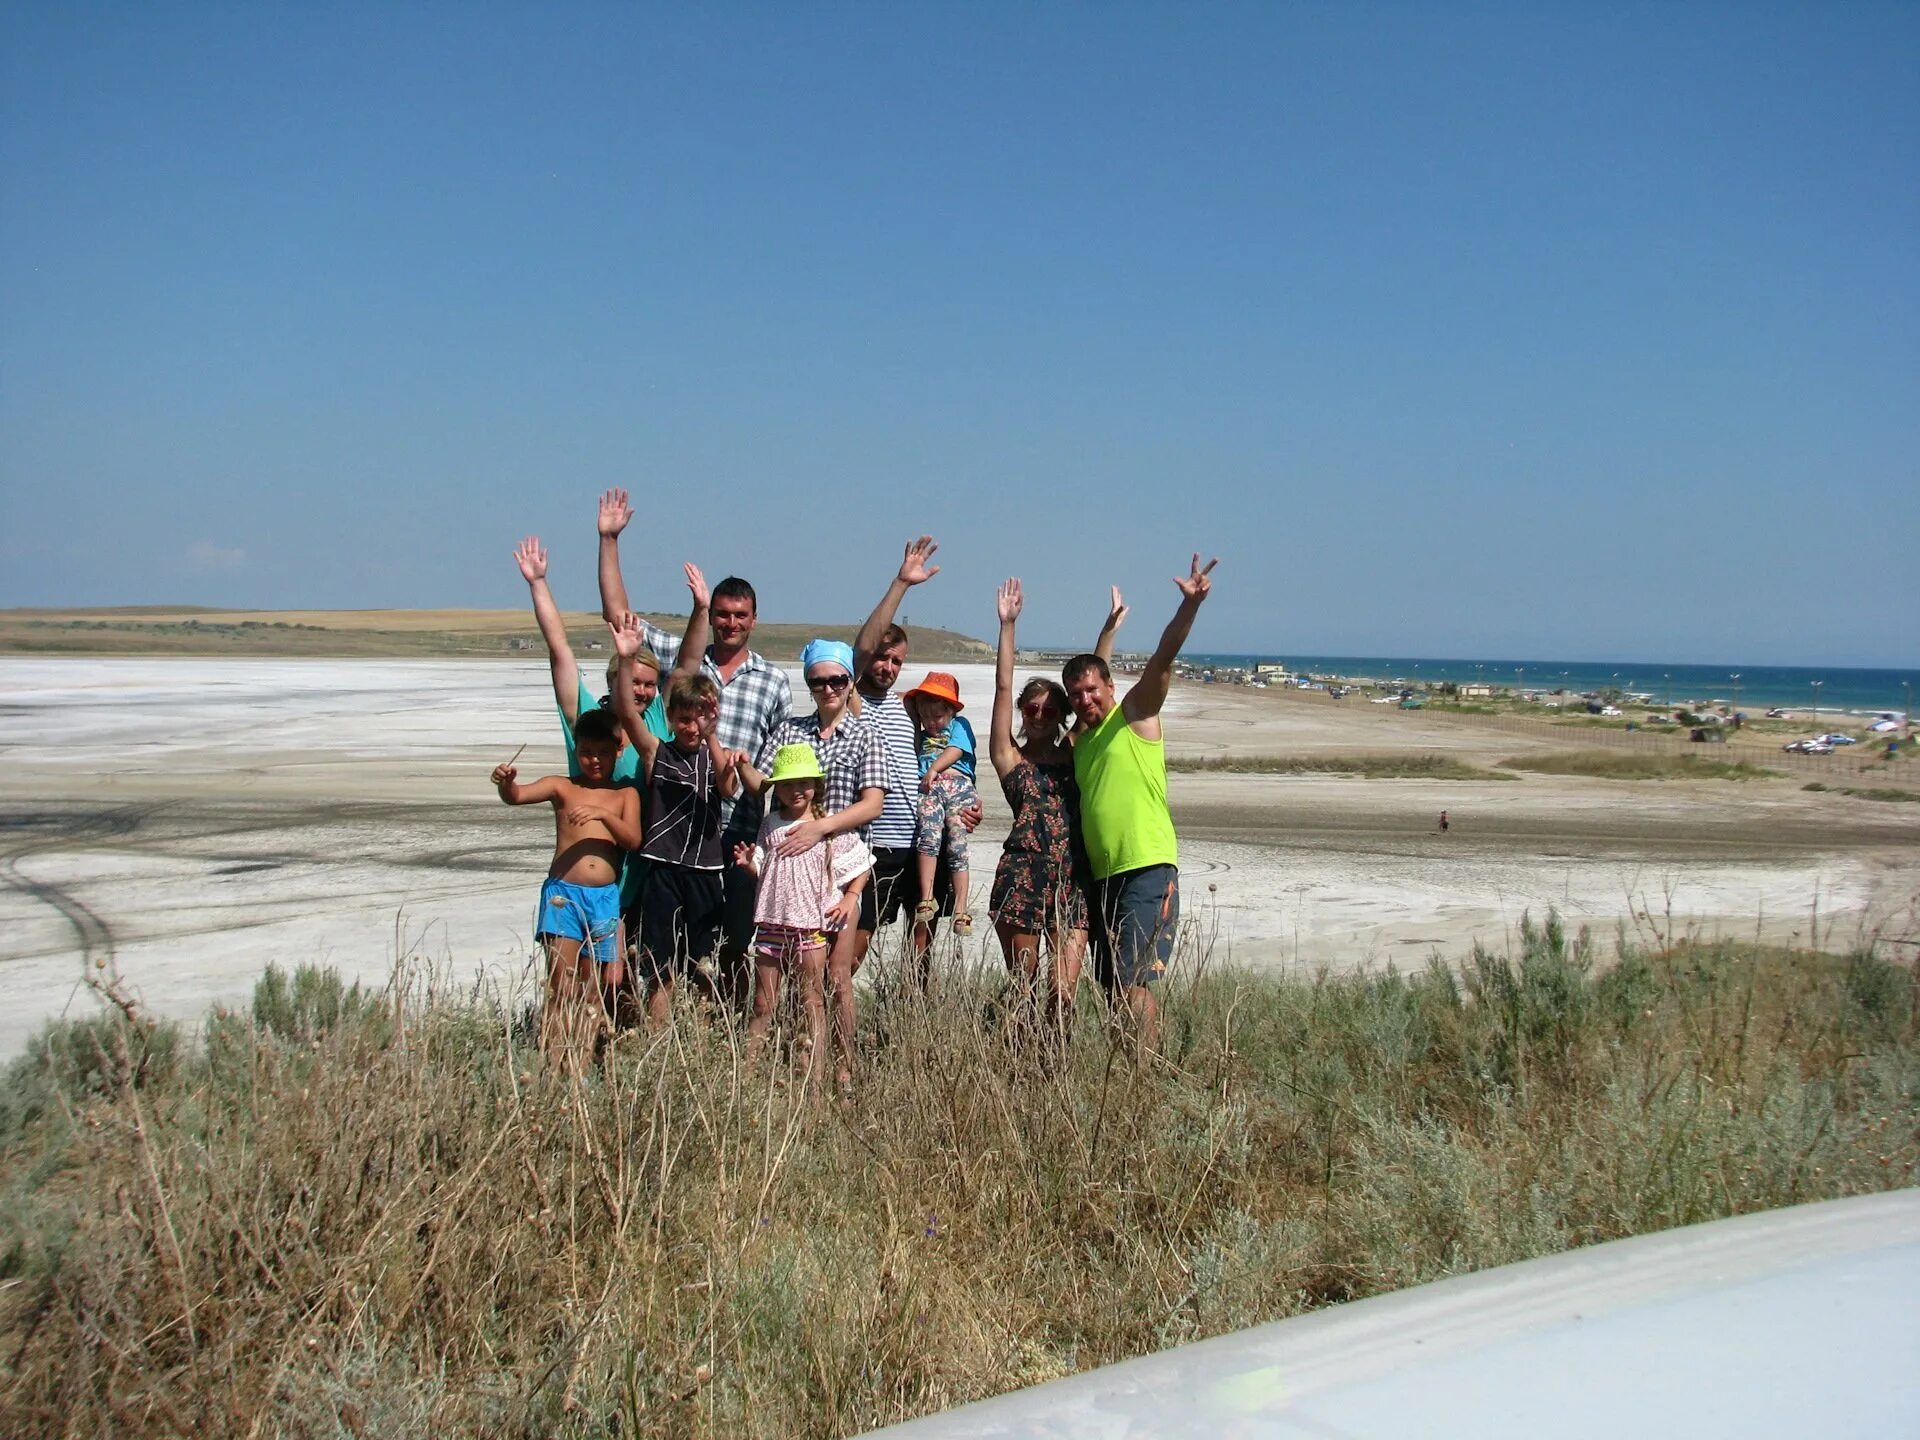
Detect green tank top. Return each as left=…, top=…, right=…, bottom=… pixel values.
left=1073, top=705, right=1177, bottom=880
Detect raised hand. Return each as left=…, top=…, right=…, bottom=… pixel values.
left=997, top=577, right=1023, bottom=625
left=608, top=610, right=642, bottom=660
left=597, top=488, right=633, bottom=538
left=1107, top=584, right=1130, bottom=630
left=513, top=537, right=547, bottom=583
left=699, top=698, right=720, bottom=739
left=491, top=763, right=518, bottom=792
left=684, top=562, right=710, bottom=611
left=1174, top=555, right=1219, bottom=603
left=897, top=535, right=941, bottom=587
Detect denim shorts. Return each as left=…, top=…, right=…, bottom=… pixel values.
left=1088, top=864, right=1180, bottom=989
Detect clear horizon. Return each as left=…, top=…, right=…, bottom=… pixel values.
left=3, top=5, right=1915, bottom=669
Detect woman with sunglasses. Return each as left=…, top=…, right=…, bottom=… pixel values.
left=985, top=580, right=1126, bottom=1051
left=739, top=638, right=890, bottom=1088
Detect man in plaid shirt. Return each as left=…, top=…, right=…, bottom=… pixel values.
left=598, top=489, right=792, bottom=989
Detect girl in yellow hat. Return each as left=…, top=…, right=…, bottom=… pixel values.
left=734, top=743, right=874, bottom=1080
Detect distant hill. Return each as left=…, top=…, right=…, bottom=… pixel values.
left=0, top=607, right=992, bottom=662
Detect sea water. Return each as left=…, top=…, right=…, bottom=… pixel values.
left=1180, top=655, right=1915, bottom=715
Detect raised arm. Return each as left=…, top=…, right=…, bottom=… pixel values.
left=608, top=613, right=663, bottom=768
left=596, top=488, right=634, bottom=623
left=853, top=535, right=940, bottom=676
left=1120, top=555, right=1219, bottom=730
left=1094, top=585, right=1130, bottom=666
left=989, top=578, right=1023, bottom=777
left=703, top=705, right=741, bottom=799
left=516, top=537, right=582, bottom=722
left=675, top=563, right=711, bottom=679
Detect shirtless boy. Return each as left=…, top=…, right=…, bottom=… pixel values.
left=491, top=708, right=642, bottom=1072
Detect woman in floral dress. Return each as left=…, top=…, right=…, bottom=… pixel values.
left=987, top=577, right=1095, bottom=1045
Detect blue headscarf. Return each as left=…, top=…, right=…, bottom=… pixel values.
left=800, top=638, right=855, bottom=677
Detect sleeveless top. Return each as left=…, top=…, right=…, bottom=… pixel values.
left=1073, top=706, right=1177, bottom=880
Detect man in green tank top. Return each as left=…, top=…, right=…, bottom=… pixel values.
left=1065, top=554, right=1218, bottom=1051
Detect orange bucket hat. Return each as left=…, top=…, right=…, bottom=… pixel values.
left=902, top=671, right=964, bottom=712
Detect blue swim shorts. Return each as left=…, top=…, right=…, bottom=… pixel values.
left=535, top=877, right=622, bottom=965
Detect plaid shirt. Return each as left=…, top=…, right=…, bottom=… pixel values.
left=754, top=709, right=890, bottom=840
left=642, top=620, right=792, bottom=834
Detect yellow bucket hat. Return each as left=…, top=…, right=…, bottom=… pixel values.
left=766, top=743, right=826, bottom=785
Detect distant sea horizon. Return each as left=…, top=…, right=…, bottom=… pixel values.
left=1147, top=654, right=1917, bottom=715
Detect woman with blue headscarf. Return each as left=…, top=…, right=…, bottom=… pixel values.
left=739, top=638, right=892, bottom=1089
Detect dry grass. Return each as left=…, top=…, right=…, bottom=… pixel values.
left=1805, top=783, right=1920, bottom=804
left=2, top=923, right=1915, bottom=1438
left=1498, top=750, right=1781, bottom=781
left=1168, top=753, right=1508, bottom=780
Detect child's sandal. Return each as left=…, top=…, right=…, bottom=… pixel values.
left=953, top=911, right=974, bottom=937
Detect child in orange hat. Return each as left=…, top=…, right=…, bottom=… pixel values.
left=902, top=671, right=978, bottom=936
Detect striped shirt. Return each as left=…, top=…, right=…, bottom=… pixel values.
left=754, top=709, right=890, bottom=840
left=641, top=620, right=792, bottom=836
left=861, top=690, right=919, bottom=850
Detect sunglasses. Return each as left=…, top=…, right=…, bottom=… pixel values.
left=806, top=673, right=852, bottom=692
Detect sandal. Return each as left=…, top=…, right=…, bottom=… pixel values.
left=913, top=899, right=938, bottom=923
left=953, top=911, right=974, bottom=937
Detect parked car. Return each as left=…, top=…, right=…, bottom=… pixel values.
left=1784, top=740, right=1834, bottom=755
left=1817, top=733, right=1857, bottom=746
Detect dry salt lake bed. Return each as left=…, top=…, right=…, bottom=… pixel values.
left=2, top=656, right=1916, bottom=1056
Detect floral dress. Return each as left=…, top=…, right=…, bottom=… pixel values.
left=988, top=760, right=1088, bottom=933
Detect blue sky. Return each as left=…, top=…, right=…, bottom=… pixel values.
left=2, top=3, right=1914, bottom=665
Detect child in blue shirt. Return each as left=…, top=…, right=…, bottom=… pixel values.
left=903, top=672, right=978, bottom=936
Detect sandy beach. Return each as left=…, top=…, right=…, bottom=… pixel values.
left=2, top=655, right=1915, bottom=1056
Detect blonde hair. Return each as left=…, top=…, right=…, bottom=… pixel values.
left=608, top=647, right=663, bottom=681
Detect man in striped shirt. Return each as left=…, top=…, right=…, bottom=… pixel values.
left=849, top=535, right=982, bottom=990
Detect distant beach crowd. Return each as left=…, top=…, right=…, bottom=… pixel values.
left=494, top=491, right=1217, bottom=1086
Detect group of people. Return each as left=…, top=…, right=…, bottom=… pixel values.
left=494, top=490, right=1218, bottom=1084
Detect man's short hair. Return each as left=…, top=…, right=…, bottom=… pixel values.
left=711, top=576, right=757, bottom=612
left=573, top=708, right=619, bottom=745
left=878, top=623, right=908, bottom=653
left=667, top=672, right=720, bottom=714
left=1062, top=653, right=1111, bottom=686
